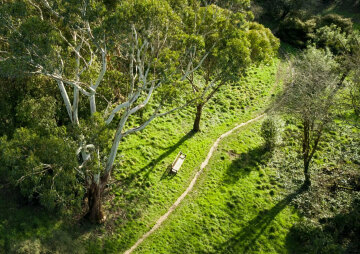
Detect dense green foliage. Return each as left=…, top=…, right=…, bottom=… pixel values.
left=0, top=127, right=81, bottom=211
left=278, top=14, right=355, bottom=49
left=261, top=117, right=281, bottom=151
left=255, top=0, right=320, bottom=21
left=0, top=61, right=279, bottom=253
left=0, top=0, right=359, bottom=253
left=0, top=0, right=280, bottom=222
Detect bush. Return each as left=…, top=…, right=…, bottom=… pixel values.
left=313, top=24, right=349, bottom=55
left=287, top=199, right=360, bottom=253
left=319, top=14, right=353, bottom=35
left=278, top=17, right=317, bottom=48
left=278, top=13, right=353, bottom=49
left=261, top=117, right=281, bottom=151
left=0, top=127, right=82, bottom=212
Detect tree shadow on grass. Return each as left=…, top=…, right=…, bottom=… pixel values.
left=122, top=131, right=195, bottom=185
left=285, top=198, right=360, bottom=254
left=0, top=131, right=197, bottom=253
left=222, top=146, right=272, bottom=185
left=102, top=131, right=195, bottom=239
left=209, top=188, right=305, bottom=254
left=0, top=186, right=97, bottom=254
left=160, top=164, right=177, bottom=181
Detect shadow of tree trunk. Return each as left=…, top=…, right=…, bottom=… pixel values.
left=208, top=187, right=305, bottom=254
left=120, top=131, right=195, bottom=186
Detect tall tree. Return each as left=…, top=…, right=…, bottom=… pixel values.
left=277, top=47, right=344, bottom=188
left=0, top=0, right=211, bottom=223
left=184, top=5, right=279, bottom=132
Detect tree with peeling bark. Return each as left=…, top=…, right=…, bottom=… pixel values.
left=277, top=47, right=344, bottom=188
left=0, top=0, right=211, bottom=223
left=184, top=5, right=279, bottom=132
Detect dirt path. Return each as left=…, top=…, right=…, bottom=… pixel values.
left=124, top=114, right=265, bottom=254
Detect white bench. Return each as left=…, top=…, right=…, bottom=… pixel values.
left=171, top=151, right=186, bottom=174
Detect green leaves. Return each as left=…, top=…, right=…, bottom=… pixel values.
left=248, top=23, right=280, bottom=64
left=0, top=127, right=81, bottom=211
left=314, top=24, right=349, bottom=55
left=16, top=96, right=58, bottom=135
left=278, top=47, right=340, bottom=124
left=107, top=0, right=181, bottom=38
left=192, top=4, right=278, bottom=83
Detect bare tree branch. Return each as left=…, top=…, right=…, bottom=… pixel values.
left=105, top=101, right=131, bottom=124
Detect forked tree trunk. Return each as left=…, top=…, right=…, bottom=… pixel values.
left=193, top=103, right=204, bottom=132
left=86, top=181, right=105, bottom=223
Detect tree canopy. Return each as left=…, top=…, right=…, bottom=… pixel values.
left=0, top=0, right=279, bottom=222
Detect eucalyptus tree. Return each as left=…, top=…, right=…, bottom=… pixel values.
left=183, top=5, right=279, bottom=132
left=0, top=0, right=210, bottom=223
left=278, top=47, right=342, bottom=188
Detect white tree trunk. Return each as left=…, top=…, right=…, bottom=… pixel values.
left=57, top=80, right=73, bottom=123
left=90, top=94, right=96, bottom=115
left=73, top=87, right=80, bottom=125
left=104, top=114, right=128, bottom=174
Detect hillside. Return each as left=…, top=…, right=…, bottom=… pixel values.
left=1, top=1, right=360, bottom=253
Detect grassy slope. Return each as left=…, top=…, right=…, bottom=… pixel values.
left=134, top=121, right=299, bottom=254
left=131, top=97, right=360, bottom=254
left=0, top=61, right=279, bottom=253
left=98, top=61, right=280, bottom=253
left=2, top=4, right=359, bottom=252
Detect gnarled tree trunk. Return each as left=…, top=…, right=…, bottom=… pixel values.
left=85, top=175, right=109, bottom=223
left=86, top=182, right=105, bottom=223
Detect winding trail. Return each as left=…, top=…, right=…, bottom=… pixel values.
left=124, top=114, right=265, bottom=254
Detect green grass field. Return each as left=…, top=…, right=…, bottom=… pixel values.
left=0, top=60, right=282, bottom=253
left=2, top=47, right=359, bottom=253
left=134, top=121, right=300, bottom=254
left=1, top=2, right=360, bottom=253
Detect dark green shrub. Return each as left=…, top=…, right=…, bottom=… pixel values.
left=313, top=24, right=349, bottom=54
left=278, top=17, right=317, bottom=48
left=0, top=127, right=82, bottom=211
left=278, top=13, right=353, bottom=50
left=319, top=14, right=353, bottom=34
left=0, top=96, right=87, bottom=212
left=287, top=200, right=360, bottom=253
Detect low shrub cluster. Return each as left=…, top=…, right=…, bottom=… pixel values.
left=278, top=14, right=354, bottom=50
